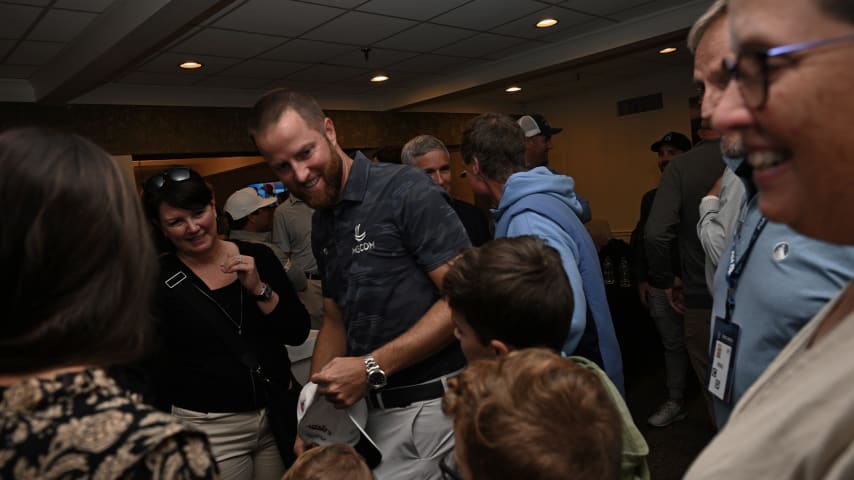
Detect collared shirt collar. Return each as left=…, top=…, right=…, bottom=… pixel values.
left=339, top=151, right=371, bottom=204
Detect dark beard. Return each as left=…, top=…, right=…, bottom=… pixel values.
left=300, top=142, right=343, bottom=210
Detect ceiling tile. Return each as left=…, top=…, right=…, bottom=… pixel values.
left=285, top=63, right=368, bottom=82
left=386, top=53, right=468, bottom=74
left=6, top=40, right=64, bottom=65
left=604, top=0, right=688, bottom=21
left=326, top=47, right=413, bottom=68
left=196, top=75, right=272, bottom=89
left=483, top=39, right=544, bottom=61
left=374, top=23, right=474, bottom=53
left=356, top=0, right=469, bottom=21
left=213, top=0, right=344, bottom=37
left=217, top=58, right=308, bottom=78
left=260, top=38, right=352, bottom=63
left=53, top=0, right=118, bottom=12
left=433, top=33, right=525, bottom=59
left=138, top=52, right=240, bottom=74
left=0, top=4, right=43, bottom=39
left=537, top=16, right=610, bottom=41
left=431, top=0, right=546, bottom=30
left=0, top=39, right=15, bottom=59
left=295, top=0, right=365, bottom=8
left=171, top=28, right=286, bottom=58
left=116, top=71, right=202, bottom=86
left=0, top=64, right=36, bottom=78
left=559, top=0, right=653, bottom=18
left=27, top=8, right=96, bottom=42
left=490, top=5, right=597, bottom=39
left=2, top=0, right=49, bottom=5
left=301, top=11, right=416, bottom=45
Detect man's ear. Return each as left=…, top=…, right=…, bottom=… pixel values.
left=247, top=210, right=260, bottom=225
left=324, top=117, right=337, bottom=146
left=471, top=156, right=482, bottom=177
left=489, top=339, right=511, bottom=357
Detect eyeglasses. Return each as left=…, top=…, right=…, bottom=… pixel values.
left=723, top=33, right=854, bottom=109
left=143, top=167, right=193, bottom=193
left=439, top=450, right=463, bottom=480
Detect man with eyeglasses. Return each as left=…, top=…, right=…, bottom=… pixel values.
left=401, top=135, right=491, bottom=246
left=687, top=0, right=854, bottom=431
left=685, top=0, right=854, bottom=478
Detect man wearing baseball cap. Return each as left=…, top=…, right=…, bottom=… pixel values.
left=225, top=187, right=307, bottom=292
left=631, top=131, right=692, bottom=427
left=517, top=114, right=591, bottom=223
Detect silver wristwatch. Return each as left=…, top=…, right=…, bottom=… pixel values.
left=364, top=354, right=388, bottom=390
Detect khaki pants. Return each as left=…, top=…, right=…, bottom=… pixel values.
left=367, top=397, right=455, bottom=480
left=297, top=279, right=324, bottom=330
left=172, top=406, right=284, bottom=480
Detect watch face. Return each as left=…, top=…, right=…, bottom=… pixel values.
left=368, top=370, right=386, bottom=387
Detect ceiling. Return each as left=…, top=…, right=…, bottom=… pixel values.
left=0, top=0, right=708, bottom=112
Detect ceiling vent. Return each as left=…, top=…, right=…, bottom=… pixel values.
left=617, top=93, right=663, bottom=117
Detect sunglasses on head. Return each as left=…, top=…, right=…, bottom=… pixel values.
left=143, top=167, right=194, bottom=193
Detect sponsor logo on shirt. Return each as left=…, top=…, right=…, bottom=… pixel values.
left=353, top=223, right=374, bottom=254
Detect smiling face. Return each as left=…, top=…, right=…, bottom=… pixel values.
left=712, top=0, right=854, bottom=243
left=158, top=201, right=217, bottom=255
left=414, top=149, right=452, bottom=194
left=255, top=109, right=347, bottom=210
left=693, top=14, right=746, bottom=160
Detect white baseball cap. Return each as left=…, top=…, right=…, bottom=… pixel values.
left=296, top=382, right=382, bottom=468
left=223, top=187, right=276, bottom=220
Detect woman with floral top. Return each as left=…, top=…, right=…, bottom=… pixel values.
left=0, top=127, right=219, bottom=479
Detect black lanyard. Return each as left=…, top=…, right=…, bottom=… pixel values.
left=725, top=216, right=767, bottom=322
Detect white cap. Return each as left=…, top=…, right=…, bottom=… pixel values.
left=296, top=382, right=382, bottom=468
left=517, top=115, right=541, bottom=138
left=223, top=187, right=276, bottom=220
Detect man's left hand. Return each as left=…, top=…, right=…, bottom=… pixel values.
left=311, top=356, right=369, bottom=408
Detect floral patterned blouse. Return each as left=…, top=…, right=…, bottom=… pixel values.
left=0, top=368, right=219, bottom=479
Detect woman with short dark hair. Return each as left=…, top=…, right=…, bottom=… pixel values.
left=0, top=127, right=218, bottom=478
left=142, top=166, right=309, bottom=479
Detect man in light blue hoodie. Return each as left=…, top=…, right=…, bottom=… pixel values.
left=460, top=112, right=624, bottom=394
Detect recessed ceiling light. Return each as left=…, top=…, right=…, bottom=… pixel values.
left=370, top=74, right=389, bottom=82
left=179, top=61, right=202, bottom=69
left=659, top=47, right=677, bottom=54
left=505, top=86, right=522, bottom=93
left=536, top=18, right=558, bottom=28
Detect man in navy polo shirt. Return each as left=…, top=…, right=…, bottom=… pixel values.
left=249, top=89, right=470, bottom=479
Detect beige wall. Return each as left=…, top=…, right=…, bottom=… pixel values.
left=526, top=67, right=697, bottom=239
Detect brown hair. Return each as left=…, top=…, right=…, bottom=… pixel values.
left=460, top=112, right=526, bottom=183
left=282, top=444, right=373, bottom=480
left=443, top=236, right=572, bottom=352
left=0, top=127, right=156, bottom=374
left=443, top=348, right=622, bottom=480
left=248, top=88, right=326, bottom=140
